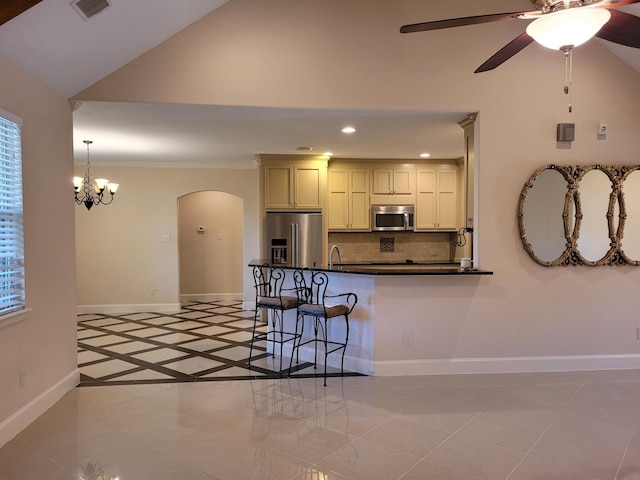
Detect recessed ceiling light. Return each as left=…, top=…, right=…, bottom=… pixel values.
left=296, top=146, right=314, bottom=151
left=341, top=126, right=356, bottom=134
left=420, top=152, right=431, bottom=158
left=323, top=151, right=334, bottom=157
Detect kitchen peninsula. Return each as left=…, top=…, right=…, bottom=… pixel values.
left=249, top=260, right=492, bottom=376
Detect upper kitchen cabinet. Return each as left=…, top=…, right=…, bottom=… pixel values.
left=328, top=164, right=370, bottom=231
left=372, top=167, right=414, bottom=195
left=370, top=166, right=416, bottom=206
left=415, top=166, right=458, bottom=231
left=261, top=156, right=327, bottom=211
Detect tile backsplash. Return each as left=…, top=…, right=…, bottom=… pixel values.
left=328, top=231, right=453, bottom=263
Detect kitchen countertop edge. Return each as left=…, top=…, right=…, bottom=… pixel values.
left=249, top=260, right=493, bottom=276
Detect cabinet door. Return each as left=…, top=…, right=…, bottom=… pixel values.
left=416, top=169, right=436, bottom=229
left=328, top=168, right=349, bottom=230
left=372, top=169, right=393, bottom=194
left=391, top=168, right=413, bottom=194
left=349, top=168, right=370, bottom=230
left=294, top=166, right=322, bottom=208
left=265, top=166, right=293, bottom=209
left=372, top=168, right=413, bottom=195
left=436, top=169, right=457, bottom=230
left=416, top=168, right=458, bottom=230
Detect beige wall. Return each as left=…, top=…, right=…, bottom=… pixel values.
left=75, top=166, right=258, bottom=312
left=0, top=55, right=77, bottom=444
left=73, top=0, right=640, bottom=368
left=178, top=191, right=244, bottom=300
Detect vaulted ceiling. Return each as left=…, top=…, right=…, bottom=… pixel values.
left=0, top=0, right=638, bottom=167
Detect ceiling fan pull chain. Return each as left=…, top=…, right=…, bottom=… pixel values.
left=563, top=47, right=573, bottom=113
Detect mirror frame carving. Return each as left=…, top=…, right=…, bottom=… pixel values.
left=518, top=164, right=640, bottom=267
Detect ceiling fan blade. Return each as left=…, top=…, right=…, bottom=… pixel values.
left=400, top=11, right=530, bottom=34
left=474, top=32, right=535, bottom=73
left=598, top=0, right=640, bottom=9
left=596, top=10, right=640, bottom=47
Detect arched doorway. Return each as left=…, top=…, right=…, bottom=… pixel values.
left=178, top=191, right=243, bottom=303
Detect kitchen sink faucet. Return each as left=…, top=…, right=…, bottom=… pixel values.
left=329, top=244, right=342, bottom=269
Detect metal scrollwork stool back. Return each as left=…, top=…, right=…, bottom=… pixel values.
left=249, top=264, right=302, bottom=374
left=294, top=270, right=357, bottom=386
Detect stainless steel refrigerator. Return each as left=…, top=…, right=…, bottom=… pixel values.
left=265, top=212, right=323, bottom=267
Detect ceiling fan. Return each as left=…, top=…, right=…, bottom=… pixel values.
left=400, top=0, right=640, bottom=73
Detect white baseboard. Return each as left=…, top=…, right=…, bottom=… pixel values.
left=373, top=354, right=640, bottom=376
left=76, top=303, right=181, bottom=315
left=275, top=343, right=373, bottom=376
left=180, top=293, right=243, bottom=303
left=0, top=369, right=80, bottom=449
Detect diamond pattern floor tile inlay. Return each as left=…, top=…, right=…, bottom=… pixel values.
left=78, top=300, right=362, bottom=386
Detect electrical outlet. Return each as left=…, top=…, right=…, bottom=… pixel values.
left=19, top=368, right=27, bottom=387
left=637, top=327, right=640, bottom=340
left=402, top=331, right=413, bottom=345
left=150, top=288, right=156, bottom=296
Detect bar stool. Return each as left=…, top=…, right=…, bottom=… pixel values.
left=248, top=264, right=303, bottom=373
left=294, top=270, right=357, bottom=386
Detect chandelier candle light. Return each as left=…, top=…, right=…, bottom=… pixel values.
left=73, top=140, right=119, bottom=210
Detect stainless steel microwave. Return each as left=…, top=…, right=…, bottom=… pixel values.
left=371, top=205, right=414, bottom=231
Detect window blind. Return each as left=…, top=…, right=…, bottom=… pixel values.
left=0, top=112, right=24, bottom=315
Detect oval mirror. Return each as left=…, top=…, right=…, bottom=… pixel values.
left=519, top=166, right=572, bottom=265
left=620, top=168, right=640, bottom=263
left=575, top=167, right=614, bottom=264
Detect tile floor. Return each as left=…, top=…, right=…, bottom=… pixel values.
left=2, top=370, right=640, bottom=479
left=76, top=301, right=359, bottom=386
left=0, top=302, right=639, bottom=479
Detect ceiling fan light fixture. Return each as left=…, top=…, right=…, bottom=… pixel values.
left=526, top=7, right=610, bottom=50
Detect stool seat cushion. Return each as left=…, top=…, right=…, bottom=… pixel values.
left=257, top=295, right=299, bottom=310
left=298, top=303, right=349, bottom=318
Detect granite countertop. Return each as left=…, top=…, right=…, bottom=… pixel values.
left=249, top=260, right=493, bottom=276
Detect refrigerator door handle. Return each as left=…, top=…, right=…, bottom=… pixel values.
left=291, top=222, right=299, bottom=265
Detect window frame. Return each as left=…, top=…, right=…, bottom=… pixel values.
left=0, top=107, right=27, bottom=327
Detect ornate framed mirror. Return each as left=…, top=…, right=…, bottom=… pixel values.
left=574, top=165, right=616, bottom=266
left=518, top=165, right=578, bottom=266
left=519, top=164, right=640, bottom=267
left=618, top=166, right=640, bottom=266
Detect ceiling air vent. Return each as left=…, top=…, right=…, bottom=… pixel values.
left=70, top=0, right=111, bottom=21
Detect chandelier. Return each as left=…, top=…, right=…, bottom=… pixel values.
left=73, top=140, right=119, bottom=210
